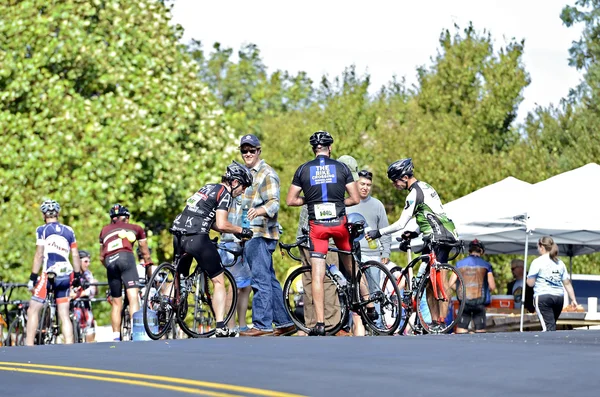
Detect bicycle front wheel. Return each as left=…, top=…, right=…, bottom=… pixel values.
left=143, top=262, right=177, bottom=340
left=356, top=261, right=403, bottom=335
left=37, top=303, right=52, bottom=345
left=416, top=263, right=465, bottom=334
left=177, top=269, right=237, bottom=338
left=380, top=265, right=414, bottom=335
left=6, top=317, right=26, bottom=346
left=282, top=266, right=348, bottom=335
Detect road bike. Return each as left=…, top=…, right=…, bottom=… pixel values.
left=0, top=282, right=29, bottom=346
left=280, top=221, right=403, bottom=335
left=143, top=229, right=239, bottom=339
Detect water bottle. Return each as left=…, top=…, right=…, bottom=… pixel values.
left=241, top=205, right=250, bottom=228
left=327, top=264, right=347, bottom=287
left=132, top=309, right=155, bottom=341
left=364, top=226, right=379, bottom=250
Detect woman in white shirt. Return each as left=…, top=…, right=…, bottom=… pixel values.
left=526, top=236, right=577, bottom=331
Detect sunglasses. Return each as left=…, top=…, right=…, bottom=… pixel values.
left=358, top=170, right=373, bottom=179
left=240, top=148, right=258, bottom=155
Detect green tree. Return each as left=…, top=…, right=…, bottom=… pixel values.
left=0, top=0, right=233, bottom=283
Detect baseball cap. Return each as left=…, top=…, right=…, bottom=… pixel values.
left=337, top=155, right=359, bottom=181
left=239, top=134, right=261, bottom=148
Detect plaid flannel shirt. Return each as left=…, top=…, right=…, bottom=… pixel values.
left=241, top=159, right=280, bottom=240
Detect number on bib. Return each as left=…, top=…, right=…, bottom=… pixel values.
left=314, top=203, right=336, bottom=220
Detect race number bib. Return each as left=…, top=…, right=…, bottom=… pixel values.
left=46, top=262, right=73, bottom=277
left=314, top=203, right=336, bottom=220
left=107, top=238, right=124, bottom=252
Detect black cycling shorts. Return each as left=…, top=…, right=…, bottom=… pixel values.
left=457, top=302, right=487, bottom=331
left=106, top=251, right=139, bottom=298
left=177, top=234, right=224, bottom=279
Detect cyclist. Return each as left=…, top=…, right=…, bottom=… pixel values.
left=366, top=158, right=459, bottom=331
left=26, top=199, right=82, bottom=346
left=171, top=161, right=253, bottom=337
left=99, top=204, right=153, bottom=341
left=286, top=131, right=361, bottom=336
left=71, top=250, right=98, bottom=342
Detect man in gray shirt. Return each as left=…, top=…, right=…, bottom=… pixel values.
left=347, top=169, right=391, bottom=324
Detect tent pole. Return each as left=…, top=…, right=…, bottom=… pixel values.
left=569, top=255, right=573, bottom=280
left=519, top=232, right=530, bottom=332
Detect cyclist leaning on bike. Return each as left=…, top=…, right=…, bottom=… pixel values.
left=366, top=158, right=460, bottom=331
left=99, top=204, right=153, bottom=341
left=171, top=161, right=253, bottom=337
left=26, top=199, right=83, bottom=346
left=285, top=131, right=361, bottom=336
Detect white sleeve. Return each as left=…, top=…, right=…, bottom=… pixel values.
left=379, top=189, right=417, bottom=236
left=527, top=258, right=540, bottom=278
left=560, top=261, right=570, bottom=281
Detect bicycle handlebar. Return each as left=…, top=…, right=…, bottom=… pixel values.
left=279, top=236, right=307, bottom=262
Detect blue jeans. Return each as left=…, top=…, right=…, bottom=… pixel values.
left=244, top=237, right=293, bottom=330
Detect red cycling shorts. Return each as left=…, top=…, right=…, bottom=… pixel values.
left=308, top=216, right=352, bottom=259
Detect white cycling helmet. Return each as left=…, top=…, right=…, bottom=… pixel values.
left=40, top=199, right=61, bottom=215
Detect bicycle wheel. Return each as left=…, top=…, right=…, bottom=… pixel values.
left=72, top=317, right=81, bottom=343
left=6, top=317, right=26, bottom=346
left=143, top=262, right=176, bottom=340
left=177, top=269, right=237, bottom=338
left=356, top=261, right=402, bottom=335
left=37, top=303, right=52, bottom=345
left=120, top=307, right=131, bottom=341
left=381, top=265, right=416, bottom=335
left=282, top=266, right=348, bottom=335
left=415, top=263, right=465, bottom=334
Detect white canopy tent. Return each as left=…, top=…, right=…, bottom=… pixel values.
left=397, top=163, right=600, bottom=331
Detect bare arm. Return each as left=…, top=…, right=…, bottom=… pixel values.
left=526, top=276, right=536, bottom=288
left=487, top=272, right=496, bottom=293
left=563, top=279, right=578, bottom=306
left=286, top=184, right=305, bottom=207
left=31, top=245, right=44, bottom=275
left=138, top=239, right=153, bottom=265
left=214, top=209, right=243, bottom=234
left=99, top=244, right=106, bottom=267
left=344, top=182, right=360, bottom=207
left=71, top=247, right=82, bottom=273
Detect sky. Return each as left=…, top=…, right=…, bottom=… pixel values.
left=170, top=0, right=584, bottom=122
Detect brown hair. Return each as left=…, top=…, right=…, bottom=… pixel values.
left=538, top=236, right=559, bottom=263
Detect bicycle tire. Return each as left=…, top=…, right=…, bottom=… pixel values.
left=37, top=303, right=51, bottom=345
left=177, top=269, right=237, bottom=338
left=356, top=261, right=403, bottom=335
left=415, top=263, right=466, bottom=334
left=381, top=265, right=415, bottom=335
left=6, top=317, right=26, bottom=346
left=143, top=262, right=176, bottom=340
left=282, top=266, right=348, bottom=335
left=72, top=317, right=81, bottom=343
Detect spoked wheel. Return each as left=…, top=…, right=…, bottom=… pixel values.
left=177, top=269, right=237, bottom=338
left=72, top=317, right=82, bottom=343
left=356, top=261, right=403, bottom=335
left=381, top=265, right=417, bottom=335
left=282, top=266, right=348, bottom=335
left=416, top=263, right=465, bottom=334
left=37, top=304, right=52, bottom=345
left=143, top=262, right=177, bottom=340
left=6, top=318, right=26, bottom=346
left=120, top=307, right=131, bottom=341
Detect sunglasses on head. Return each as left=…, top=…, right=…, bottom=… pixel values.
left=240, top=148, right=258, bottom=155
left=358, top=170, right=373, bottom=179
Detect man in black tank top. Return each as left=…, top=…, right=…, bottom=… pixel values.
left=286, top=131, right=360, bottom=336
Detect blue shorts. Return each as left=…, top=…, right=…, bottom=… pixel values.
left=219, top=244, right=251, bottom=288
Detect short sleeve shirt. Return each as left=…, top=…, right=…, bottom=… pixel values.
left=99, top=221, right=146, bottom=256
left=527, top=253, right=569, bottom=297
left=172, top=183, right=232, bottom=234
left=36, top=222, right=77, bottom=273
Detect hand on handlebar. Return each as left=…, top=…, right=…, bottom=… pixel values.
left=234, top=227, right=253, bottom=241
left=402, top=231, right=419, bottom=240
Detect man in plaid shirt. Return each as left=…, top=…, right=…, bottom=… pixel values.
left=237, top=134, right=295, bottom=337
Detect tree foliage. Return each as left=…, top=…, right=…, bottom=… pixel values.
left=0, top=0, right=234, bottom=281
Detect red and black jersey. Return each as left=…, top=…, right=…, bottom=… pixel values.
left=172, top=183, right=232, bottom=234
left=292, top=155, right=354, bottom=221
left=99, top=221, right=146, bottom=256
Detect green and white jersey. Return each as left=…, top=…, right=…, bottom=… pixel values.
left=380, top=180, right=458, bottom=240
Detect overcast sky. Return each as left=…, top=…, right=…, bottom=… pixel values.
left=170, top=0, right=584, bottom=122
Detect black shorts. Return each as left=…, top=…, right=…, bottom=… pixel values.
left=457, top=302, right=487, bottom=331
left=106, top=251, right=139, bottom=298
left=177, top=234, right=224, bottom=279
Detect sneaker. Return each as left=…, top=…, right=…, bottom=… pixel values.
left=238, top=326, right=250, bottom=332
left=214, top=327, right=238, bottom=338
left=308, top=324, right=326, bottom=336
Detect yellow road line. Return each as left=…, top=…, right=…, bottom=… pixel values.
left=0, top=362, right=306, bottom=397
left=0, top=366, right=243, bottom=397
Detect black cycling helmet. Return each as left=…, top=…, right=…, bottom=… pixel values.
left=468, top=239, right=485, bottom=253
left=387, top=158, right=414, bottom=181
left=225, top=161, right=253, bottom=188
left=79, top=250, right=91, bottom=259
left=109, top=203, right=130, bottom=218
left=309, top=130, right=334, bottom=147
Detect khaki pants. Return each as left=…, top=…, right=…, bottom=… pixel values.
left=300, top=247, right=341, bottom=328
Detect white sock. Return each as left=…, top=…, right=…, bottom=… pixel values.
left=112, top=331, right=120, bottom=340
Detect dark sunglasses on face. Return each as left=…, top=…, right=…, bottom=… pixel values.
left=358, top=170, right=373, bottom=179
left=240, top=148, right=258, bottom=155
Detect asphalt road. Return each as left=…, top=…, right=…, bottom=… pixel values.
left=1, top=330, right=599, bottom=397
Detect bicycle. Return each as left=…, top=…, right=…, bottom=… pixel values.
left=36, top=272, right=61, bottom=345
left=381, top=233, right=466, bottom=335
left=280, top=220, right=403, bottom=335
left=0, top=282, right=29, bottom=346
left=143, top=229, right=239, bottom=339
